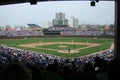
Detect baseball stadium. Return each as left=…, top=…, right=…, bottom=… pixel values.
left=0, top=1, right=116, bottom=80
left=0, top=11, right=114, bottom=58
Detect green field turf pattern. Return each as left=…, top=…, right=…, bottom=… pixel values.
left=0, top=38, right=114, bottom=58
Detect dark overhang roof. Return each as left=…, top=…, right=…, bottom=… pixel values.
left=0, top=0, right=115, bottom=6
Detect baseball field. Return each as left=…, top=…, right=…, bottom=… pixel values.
left=0, top=37, right=114, bottom=58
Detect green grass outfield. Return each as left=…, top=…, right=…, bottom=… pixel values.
left=0, top=37, right=114, bottom=58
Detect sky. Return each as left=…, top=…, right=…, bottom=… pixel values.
left=0, top=1, right=114, bottom=28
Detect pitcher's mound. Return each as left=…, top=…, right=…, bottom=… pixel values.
left=58, top=46, right=67, bottom=48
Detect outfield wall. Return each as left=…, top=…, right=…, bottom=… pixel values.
left=0, top=35, right=114, bottom=39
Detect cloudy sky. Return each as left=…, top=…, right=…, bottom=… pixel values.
left=0, top=1, right=114, bottom=27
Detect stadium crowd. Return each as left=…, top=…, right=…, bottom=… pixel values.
left=61, top=30, right=114, bottom=36
left=0, top=29, right=114, bottom=37
left=0, top=45, right=116, bottom=80
left=0, top=30, right=44, bottom=37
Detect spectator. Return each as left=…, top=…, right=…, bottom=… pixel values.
left=94, top=57, right=108, bottom=80
left=0, top=45, right=115, bottom=80
left=0, top=63, right=32, bottom=80
left=30, top=64, right=43, bottom=80
left=82, top=63, right=98, bottom=80
left=42, top=64, right=63, bottom=80
left=107, top=58, right=120, bottom=80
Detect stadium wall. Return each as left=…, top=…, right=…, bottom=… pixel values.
left=0, top=35, right=114, bottom=39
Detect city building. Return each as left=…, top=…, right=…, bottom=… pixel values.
left=52, top=12, right=68, bottom=26
left=104, top=23, right=110, bottom=30
left=80, top=23, right=87, bottom=30
left=69, top=17, right=79, bottom=29
left=47, top=21, right=53, bottom=28
left=0, top=26, right=5, bottom=31
left=5, top=25, right=16, bottom=31
left=14, top=25, right=27, bottom=30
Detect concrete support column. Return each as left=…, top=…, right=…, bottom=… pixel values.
left=115, top=0, right=120, bottom=58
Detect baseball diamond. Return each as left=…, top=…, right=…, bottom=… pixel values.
left=0, top=37, right=114, bottom=58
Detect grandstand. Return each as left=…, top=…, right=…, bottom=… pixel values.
left=27, top=24, right=43, bottom=31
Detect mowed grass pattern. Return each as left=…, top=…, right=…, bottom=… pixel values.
left=0, top=37, right=114, bottom=58
left=36, top=44, right=87, bottom=50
